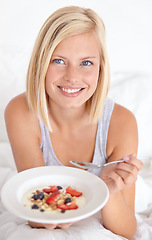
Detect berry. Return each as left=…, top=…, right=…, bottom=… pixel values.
left=31, top=204, right=39, bottom=209
left=32, top=192, right=44, bottom=200
left=37, top=192, right=44, bottom=200
left=46, top=191, right=60, bottom=204
left=61, top=210, right=65, bottom=213
left=57, top=202, right=78, bottom=211
left=57, top=186, right=63, bottom=190
left=65, top=197, right=72, bottom=204
left=66, top=186, right=82, bottom=197
left=40, top=209, right=45, bottom=212
left=32, top=194, right=39, bottom=200
left=43, top=186, right=58, bottom=194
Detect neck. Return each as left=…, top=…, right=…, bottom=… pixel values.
left=48, top=101, right=89, bottom=131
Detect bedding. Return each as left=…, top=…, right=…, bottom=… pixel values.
left=0, top=142, right=152, bottom=240
left=1, top=0, right=152, bottom=239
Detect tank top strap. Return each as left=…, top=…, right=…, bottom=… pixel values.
left=88, top=97, right=114, bottom=176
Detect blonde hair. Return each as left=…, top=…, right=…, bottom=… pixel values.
left=26, top=6, right=110, bottom=131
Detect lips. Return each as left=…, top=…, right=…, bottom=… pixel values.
left=58, top=86, right=84, bottom=94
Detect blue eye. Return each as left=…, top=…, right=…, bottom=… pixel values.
left=81, top=60, right=92, bottom=66
left=53, top=59, right=64, bottom=64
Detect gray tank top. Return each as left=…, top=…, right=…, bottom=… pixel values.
left=39, top=97, right=114, bottom=177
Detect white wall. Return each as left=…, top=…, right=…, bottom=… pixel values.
left=1, top=0, right=152, bottom=73
left=0, top=0, right=152, bottom=149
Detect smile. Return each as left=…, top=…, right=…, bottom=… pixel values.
left=58, top=87, right=83, bottom=93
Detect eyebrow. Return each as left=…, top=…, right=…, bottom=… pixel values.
left=52, top=55, right=97, bottom=60
left=51, top=55, right=66, bottom=60
left=80, top=57, right=97, bottom=60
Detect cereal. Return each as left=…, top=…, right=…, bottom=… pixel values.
left=23, top=185, right=85, bottom=213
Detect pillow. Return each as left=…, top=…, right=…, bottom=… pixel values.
left=109, top=72, right=152, bottom=158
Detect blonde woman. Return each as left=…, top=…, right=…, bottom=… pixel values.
left=5, top=6, right=143, bottom=239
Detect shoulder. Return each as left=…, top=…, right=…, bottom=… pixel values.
left=111, top=103, right=137, bottom=126
left=5, top=93, right=41, bottom=140
left=5, top=93, right=33, bottom=125
left=107, top=103, right=138, bottom=159
left=5, top=92, right=30, bottom=115
left=112, top=103, right=137, bottom=131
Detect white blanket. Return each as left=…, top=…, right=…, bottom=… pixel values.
left=0, top=143, right=152, bottom=240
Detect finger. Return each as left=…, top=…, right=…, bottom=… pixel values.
left=108, top=170, right=125, bottom=190
left=123, top=156, right=143, bottom=171
left=115, top=161, right=138, bottom=183
left=43, top=224, right=57, bottom=230
left=116, top=169, right=137, bottom=185
left=58, top=222, right=74, bottom=229
left=116, top=162, right=138, bottom=176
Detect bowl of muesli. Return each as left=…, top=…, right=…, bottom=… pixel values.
left=1, top=166, right=109, bottom=224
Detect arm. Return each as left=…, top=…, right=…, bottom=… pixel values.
left=5, top=93, right=46, bottom=228
left=5, top=93, right=45, bottom=172
left=100, top=104, right=143, bottom=240
left=5, top=93, right=73, bottom=229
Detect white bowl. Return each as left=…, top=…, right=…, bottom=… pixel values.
left=1, top=166, right=109, bottom=224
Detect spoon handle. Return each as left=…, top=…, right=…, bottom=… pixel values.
left=70, top=159, right=125, bottom=170
left=104, top=159, right=125, bottom=167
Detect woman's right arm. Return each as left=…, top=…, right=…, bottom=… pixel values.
left=5, top=93, right=75, bottom=229
left=5, top=93, right=48, bottom=228
left=4, top=93, right=45, bottom=172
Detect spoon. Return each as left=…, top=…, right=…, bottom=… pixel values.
left=70, top=159, right=125, bottom=170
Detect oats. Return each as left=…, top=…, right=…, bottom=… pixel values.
left=24, top=185, right=83, bottom=213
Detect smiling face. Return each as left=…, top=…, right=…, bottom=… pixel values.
left=45, top=32, right=101, bottom=110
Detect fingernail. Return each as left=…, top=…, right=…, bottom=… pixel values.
left=123, top=156, right=130, bottom=161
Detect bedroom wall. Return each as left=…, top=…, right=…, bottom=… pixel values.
left=0, top=0, right=152, bottom=157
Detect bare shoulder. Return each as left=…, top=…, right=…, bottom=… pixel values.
left=5, top=93, right=31, bottom=120
left=5, top=93, right=44, bottom=172
left=107, top=103, right=138, bottom=160
left=5, top=93, right=40, bottom=135
left=111, top=103, right=137, bottom=130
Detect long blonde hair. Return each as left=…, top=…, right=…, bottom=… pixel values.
left=26, top=6, right=110, bottom=131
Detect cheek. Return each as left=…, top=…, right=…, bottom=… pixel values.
left=45, top=67, right=54, bottom=83
left=85, top=70, right=99, bottom=89
left=45, top=71, right=55, bottom=95
left=45, top=68, right=58, bottom=91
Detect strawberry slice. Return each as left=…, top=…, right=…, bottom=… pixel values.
left=46, top=192, right=60, bottom=204
left=66, top=186, right=82, bottom=197
left=43, top=186, right=58, bottom=194
left=57, top=202, right=78, bottom=211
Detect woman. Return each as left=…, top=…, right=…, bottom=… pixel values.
left=5, top=6, right=143, bottom=239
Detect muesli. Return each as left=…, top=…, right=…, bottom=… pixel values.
left=23, top=185, right=85, bottom=213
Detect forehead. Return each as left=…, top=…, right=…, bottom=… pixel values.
left=52, top=32, right=100, bottom=58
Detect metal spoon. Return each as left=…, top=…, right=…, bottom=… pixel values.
left=70, top=159, right=125, bottom=170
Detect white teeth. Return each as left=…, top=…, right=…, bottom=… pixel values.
left=61, top=87, right=81, bottom=93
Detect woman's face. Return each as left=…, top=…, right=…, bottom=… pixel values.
left=45, top=32, right=100, bottom=110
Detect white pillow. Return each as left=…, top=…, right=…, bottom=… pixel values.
left=109, top=72, right=152, bottom=158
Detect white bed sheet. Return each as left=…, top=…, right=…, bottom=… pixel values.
left=0, top=143, right=152, bottom=240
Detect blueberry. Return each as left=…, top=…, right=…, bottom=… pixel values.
left=65, top=197, right=72, bottom=204
left=37, top=192, right=44, bottom=200
left=40, top=209, right=45, bottom=212
left=57, top=186, right=62, bottom=190
left=31, top=204, right=39, bottom=209
left=32, top=194, right=38, bottom=200
left=61, top=210, right=65, bottom=213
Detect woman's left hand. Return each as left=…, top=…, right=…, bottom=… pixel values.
left=100, top=153, right=143, bottom=194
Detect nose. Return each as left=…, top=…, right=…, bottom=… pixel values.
left=64, top=64, right=80, bottom=83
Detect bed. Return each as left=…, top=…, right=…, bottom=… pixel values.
left=0, top=0, right=152, bottom=239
